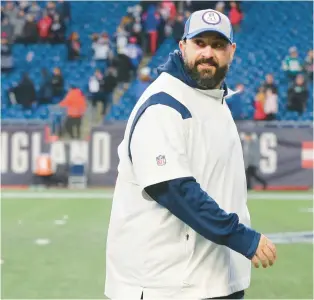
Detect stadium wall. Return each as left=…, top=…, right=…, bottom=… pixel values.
left=1, top=122, right=313, bottom=189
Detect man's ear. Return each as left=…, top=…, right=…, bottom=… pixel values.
left=179, top=40, right=185, bottom=57
left=230, top=42, right=236, bottom=62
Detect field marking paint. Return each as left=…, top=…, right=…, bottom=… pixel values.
left=1, top=191, right=313, bottom=200
left=248, top=193, right=313, bottom=200
left=0, top=259, right=3, bottom=264
left=34, top=238, right=51, bottom=246
left=54, top=214, right=68, bottom=225
left=54, top=219, right=67, bottom=225
left=266, top=231, right=313, bottom=244
left=299, top=208, right=314, bottom=213
left=1, top=192, right=114, bottom=199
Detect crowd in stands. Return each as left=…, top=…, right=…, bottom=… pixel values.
left=1, top=1, right=69, bottom=45
left=249, top=47, right=313, bottom=121
left=1, top=1, right=313, bottom=140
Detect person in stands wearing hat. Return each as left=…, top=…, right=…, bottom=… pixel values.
left=124, top=36, right=143, bottom=77
left=282, top=46, right=302, bottom=82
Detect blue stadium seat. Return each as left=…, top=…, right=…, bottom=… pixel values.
left=1, top=1, right=312, bottom=123
left=107, top=2, right=313, bottom=121
left=1, top=1, right=135, bottom=121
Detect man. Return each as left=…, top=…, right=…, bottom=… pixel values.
left=287, top=73, right=309, bottom=116
left=58, top=85, right=86, bottom=139
left=281, top=46, right=302, bottom=82
left=105, top=9, right=277, bottom=300
left=262, top=73, right=278, bottom=95
left=242, top=133, right=267, bottom=190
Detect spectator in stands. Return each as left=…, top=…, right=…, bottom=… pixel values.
left=18, top=1, right=31, bottom=13
left=184, top=10, right=192, bottom=22
left=49, top=14, right=66, bottom=44
left=264, top=88, right=278, bottom=120
left=3, top=2, right=19, bottom=26
left=22, top=14, right=39, bottom=44
left=253, top=87, right=266, bottom=121
left=303, top=49, right=313, bottom=81
left=1, top=36, right=14, bottom=73
left=28, top=1, right=41, bottom=21
left=91, top=33, right=112, bottom=62
left=172, top=13, right=185, bottom=43
left=262, top=73, right=278, bottom=94
left=215, top=2, right=225, bottom=14
left=14, top=10, right=26, bottom=43
left=10, top=72, right=36, bottom=109
left=115, top=26, right=129, bottom=55
left=51, top=67, right=65, bottom=98
left=46, top=1, right=57, bottom=19
left=142, top=4, right=161, bottom=54
left=67, top=32, right=81, bottom=60
left=287, top=74, right=309, bottom=116
left=38, top=10, right=53, bottom=43
left=59, top=86, right=87, bottom=139
left=182, top=1, right=193, bottom=13
left=131, top=18, right=144, bottom=48
left=120, top=12, right=134, bottom=34
left=282, top=46, right=302, bottom=81
left=39, top=68, right=53, bottom=105
left=57, top=0, right=71, bottom=22
left=125, top=37, right=143, bottom=73
left=156, top=4, right=167, bottom=48
left=163, top=19, right=173, bottom=40
left=229, top=2, right=243, bottom=32
left=102, top=67, right=118, bottom=115
left=89, top=69, right=105, bottom=115
left=161, top=0, right=177, bottom=21
left=133, top=67, right=152, bottom=101
left=1, top=17, right=14, bottom=44
left=132, top=4, right=143, bottom=19
left=112, top=50, right=134, bottom=84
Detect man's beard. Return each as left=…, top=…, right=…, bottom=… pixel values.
left=183, top=56, right=229, bottom=89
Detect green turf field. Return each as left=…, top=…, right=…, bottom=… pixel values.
left=1, top=190, right=313, bottom=299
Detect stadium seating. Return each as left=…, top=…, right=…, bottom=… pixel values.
left=1, top=1, right=313, bottom=123
left=106, top=1, right=313, bottom=121
left=106, top=38, right=177, bottom=121
left=1, top=1, right=134, bottom=123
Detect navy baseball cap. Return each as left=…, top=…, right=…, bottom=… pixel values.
left=182, top=9, right=233, bottom=43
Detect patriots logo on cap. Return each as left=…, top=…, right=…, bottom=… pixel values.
left=202, top=10, right=221, bottom=25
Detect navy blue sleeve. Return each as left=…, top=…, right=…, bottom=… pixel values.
left=144, top=177, right=261, bottom=259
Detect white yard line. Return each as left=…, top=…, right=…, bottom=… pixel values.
left=1, top=192, right=114, bottom=199
left=0, top=191, right=313, bottom=200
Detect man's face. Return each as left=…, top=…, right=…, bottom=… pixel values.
left=177, top=15, right=184, bottom=22
left=296, top=75, right=304, bottom=85
left=179, top=32, right=236, bottom=89
left=6, top=2, right=13, bottom=10
left=291, top=50, right=298, bottom=58
left=266, top=74, right=273, bottom=83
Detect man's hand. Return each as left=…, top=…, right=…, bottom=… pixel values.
left=251, top=234, right=277, bottom=268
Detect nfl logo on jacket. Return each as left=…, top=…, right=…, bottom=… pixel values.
left=156, top=155, right=166, bottom=166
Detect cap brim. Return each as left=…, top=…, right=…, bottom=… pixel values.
left=183, top=28, right=232, bottom=43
